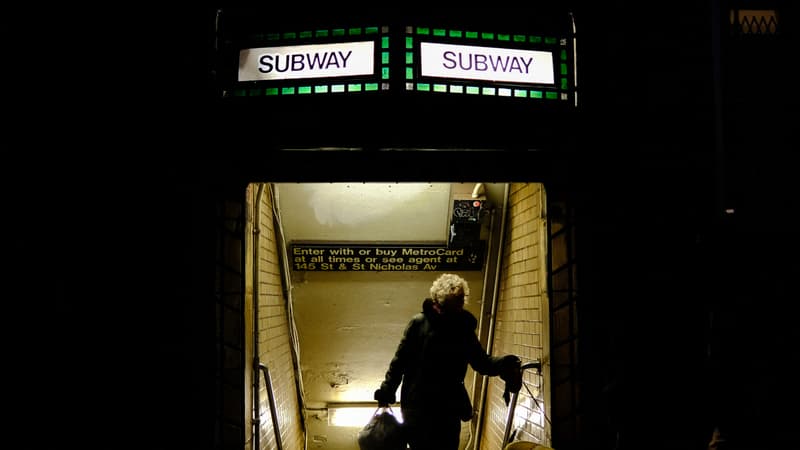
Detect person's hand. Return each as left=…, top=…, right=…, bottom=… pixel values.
left=499, top=355, right=522, bottom=403
left=374, top=388, right=396, bottom=406
left=499, top=355, right=521, bottom=376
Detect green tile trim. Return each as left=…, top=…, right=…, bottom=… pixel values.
left=410, top=26, right=567, bottom=49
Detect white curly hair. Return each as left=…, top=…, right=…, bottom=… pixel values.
left=429, top=273, right=470, bottom=304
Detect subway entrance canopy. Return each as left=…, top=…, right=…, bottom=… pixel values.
left=212, top=6, right=578, bottom=151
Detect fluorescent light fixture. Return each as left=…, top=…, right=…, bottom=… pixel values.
left=328, top=405, right=404, bottom=427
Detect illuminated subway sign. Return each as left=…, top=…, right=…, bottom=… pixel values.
left=420, top=42, right=554, bottom=85
left=239, top=41, right=375, bottom=82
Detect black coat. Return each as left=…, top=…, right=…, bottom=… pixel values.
left=379, top=299, right=506, bottom=420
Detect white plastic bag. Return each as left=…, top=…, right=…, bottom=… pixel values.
left=357, top=406, right=406, bottom=450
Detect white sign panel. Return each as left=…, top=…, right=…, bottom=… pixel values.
left=239, top=41, right=375, bottom=82
left=420, top=42, right=554, bottom=85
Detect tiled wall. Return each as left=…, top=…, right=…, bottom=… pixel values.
left=479, top=183, right=549, bottom=450
left=255, top=186, right=305, bottom=450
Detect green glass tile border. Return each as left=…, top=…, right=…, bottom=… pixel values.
left=236, top=25, right=390, bottom=97
left=408, top=24, right=562, bottom=49
left=251, top=81, right=389, bottom=96
left=399, top=81, right=563, bottom=100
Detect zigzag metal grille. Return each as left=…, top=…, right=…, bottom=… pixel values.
left=731, top=10, right=779, bottom=35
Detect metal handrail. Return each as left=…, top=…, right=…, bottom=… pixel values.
left=256, top=362, right=283, bottom=450
left=502, top=360, right=542, bottom=447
